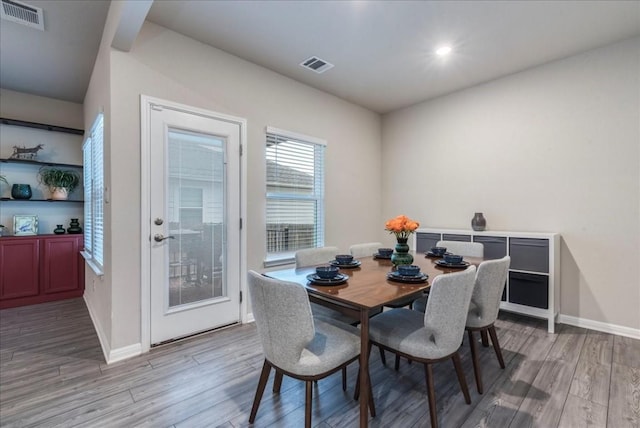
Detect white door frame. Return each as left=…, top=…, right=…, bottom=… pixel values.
left=140, top=95, right=248, bottom=352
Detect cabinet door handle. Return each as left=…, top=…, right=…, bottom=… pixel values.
left=154, top=234, right=175, bottom=242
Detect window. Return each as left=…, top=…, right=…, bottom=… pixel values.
left=83, top=113, right=104, bottom=274
left=265, top=127, right=325, bottom=265
left=178, top=187, right=203, bottom=230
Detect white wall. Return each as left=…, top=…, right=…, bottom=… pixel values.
left=100, top=20, right=381, bottom=351
left=382, top=36, right=640, bottom=331
left=81, top=0, right=118, bottom=356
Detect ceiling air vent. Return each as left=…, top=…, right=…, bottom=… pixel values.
left=1, top=0, right=44, bottom=31
left=300, top=56, right=334, bottom=74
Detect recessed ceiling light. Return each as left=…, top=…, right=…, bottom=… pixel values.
left=435, top=46, right=452, bottom=56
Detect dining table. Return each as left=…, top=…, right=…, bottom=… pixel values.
left=264, top=251, right=483, bottom=428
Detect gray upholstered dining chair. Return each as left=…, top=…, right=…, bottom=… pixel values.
left=366, top=266, right=477, bottom=428
left=412, top=241, right=484, bottom=313
left=466, top=256, right=510, bottom=394
left=349, top=242, right=383, bottom=258
left=247, top=271, right=373, bottom=427
left=295, top=246, right=339, bottom=267
left=294, top=246, right=356, bottom=325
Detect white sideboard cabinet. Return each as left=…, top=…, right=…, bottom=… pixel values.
left=415, top=228, right=560, bottom=333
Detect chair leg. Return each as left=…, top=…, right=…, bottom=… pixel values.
left=467, top=330, right=483, bottom=394
left=423, top=363, right=438, bottom=428
left=305, top=380, right=313, bottom=428
left=249, top=360, right=272, bottom=423
left=379, top=347, right=387, bottom=365
left=480, top=330, right=489, bottom=347
left=451, top=352, right=471, bottom=404
left=273, top=370, right=283, bottom=393
left=488, top=325, right=506, bottom=368
left=342, top=367, right=347, bottom=391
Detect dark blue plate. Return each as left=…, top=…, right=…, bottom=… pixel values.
left=373, top=253, right=392, bottom=259
left=435, top=260, right=470, bottom=269
left=425, top=252, right=451, bottom=258
left=306, top=273, right=349, bottom=285
left=330, top=260, right=361, bottom=268
left=387, top=271, right=429, bottom=284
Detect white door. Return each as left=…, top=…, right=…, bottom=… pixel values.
left=149, top=104, right=241, bottom=344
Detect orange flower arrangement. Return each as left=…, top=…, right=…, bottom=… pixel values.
left=385, top=214, right=420, bottom=240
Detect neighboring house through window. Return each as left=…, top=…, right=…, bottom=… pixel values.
left=265, top=127, right=325, bottom=265
left=83, top=113, right=104, bottom=274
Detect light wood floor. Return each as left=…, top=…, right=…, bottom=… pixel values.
left=1, top=298, right=639, bottom=427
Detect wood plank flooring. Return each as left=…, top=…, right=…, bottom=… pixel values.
left=1, top=298, right=638, bottom=427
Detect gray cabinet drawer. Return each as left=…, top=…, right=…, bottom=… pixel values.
left=509, top=272, right=548, bottom=309
left=509, top=238, right=549, bottom=273
left=416, top=233, right=440, bottom=253
left=473, top=236, right=507, bottom=260
left=442, top=234, right=471, bottom=242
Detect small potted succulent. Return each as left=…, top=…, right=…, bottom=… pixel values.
left=38, top=167, right=80, bottom=200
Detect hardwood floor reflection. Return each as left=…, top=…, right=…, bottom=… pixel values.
left=1, top=298, right=638, bottom=427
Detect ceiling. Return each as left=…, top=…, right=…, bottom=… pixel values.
left=1, top=1, right=639, bottom=114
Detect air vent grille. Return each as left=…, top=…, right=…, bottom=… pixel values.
left=300, top=56, right=334, bottom=74
left=1, top=0, right=44, bottom=31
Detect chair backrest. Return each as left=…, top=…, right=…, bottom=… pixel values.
left=295, top=246, right=339, bottom=268
left=436, top=240, right=484, bottom=258
left=349, top=242, right=383, bottom=258
left=467, top=256, right=511, bottom=328
left=423, top=266, right=477, bottom=355
left=247, top=270, right=315, bottom=370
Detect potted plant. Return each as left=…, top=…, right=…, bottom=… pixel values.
left=38, top=167, right=80, bottom=200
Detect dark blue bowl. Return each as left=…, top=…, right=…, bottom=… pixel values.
left=335, top=254, right=354, bottom=264
left=316, top=265, right=339, bottom=279
left=397, top=265, right=421, bottom=276
left=430, top=246, right=447, bottom=256
left=444, top=254, right=463, bottom=264
left=378, top=248, right=393, bottom=257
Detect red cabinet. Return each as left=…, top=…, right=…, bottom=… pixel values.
left=0, top=234, right=84, bottom=309
left=0, top=238, right=39, bottom=300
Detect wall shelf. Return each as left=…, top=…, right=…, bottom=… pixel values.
left=0, top=198, right=83, bottom=203
left=1, top=158, right=82, bottom=169
left=0, top=117, right=84, bottom=135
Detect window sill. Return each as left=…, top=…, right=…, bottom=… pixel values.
left=263, top=253, right=295, bottom=268
left=81, top=251, right=104, bottom=276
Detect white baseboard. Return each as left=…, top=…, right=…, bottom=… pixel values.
left=83, top=295, right=110, bottom=363
left=108, top=343, right=142, bottom=364
left=246, top=312, right=255, bottom=323
left=559, top=314, right=640, bottom=340
left=83, top=295, right=142, bottom=364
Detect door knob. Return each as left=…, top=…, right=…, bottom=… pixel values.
left=154, top=234, right=175, bottom=242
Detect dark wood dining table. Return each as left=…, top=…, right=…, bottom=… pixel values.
left=265, top=252, right=483, bottom=428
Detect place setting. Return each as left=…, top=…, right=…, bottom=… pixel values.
left=425, top=246, right=451, bottom=258
left=435, top=253, right=471, bottom=269
left=306, top=266, right=349, bottom=286
left=373, top=247, right=393, bottom=260
left=330, top=254, right=361, bottom=268
left=387, top=264, right=429, bottom=284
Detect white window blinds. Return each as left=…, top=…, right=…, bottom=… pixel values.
left=83, top=113, right=104, bottom=270
left=265, top=128, right=325, bottom=257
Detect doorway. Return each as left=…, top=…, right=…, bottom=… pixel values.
left=141, top=96, right=246, bottom=346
